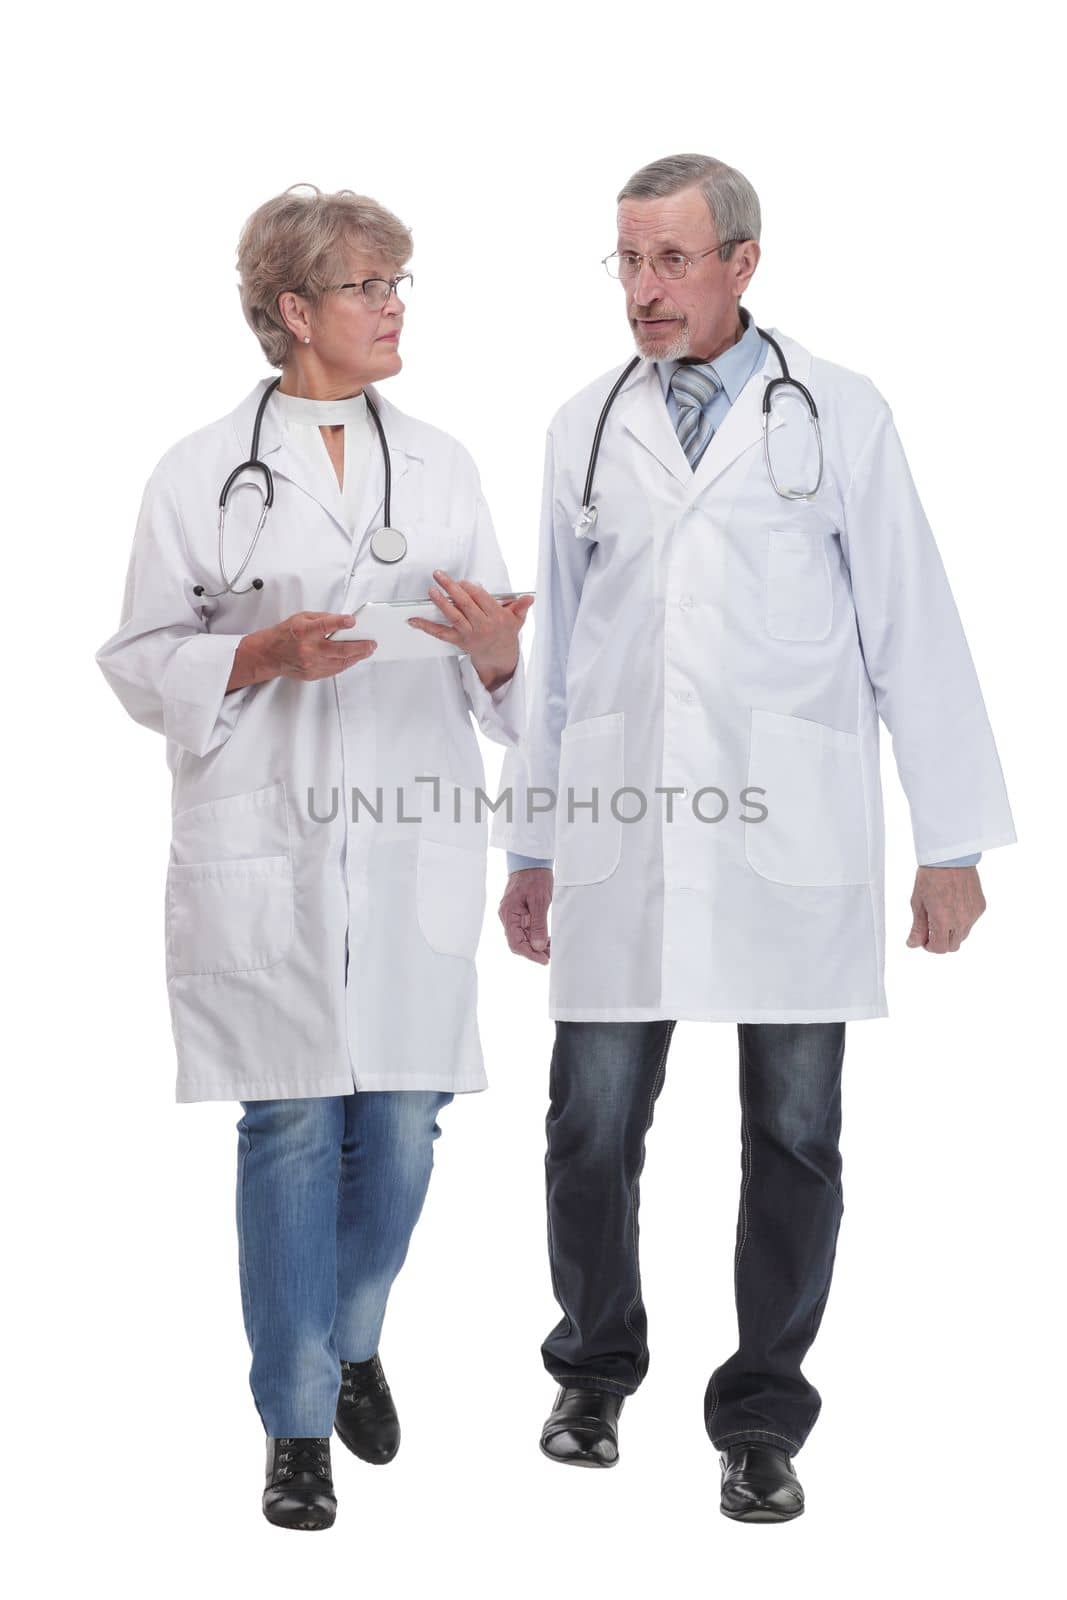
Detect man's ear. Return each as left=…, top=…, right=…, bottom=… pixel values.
left=733, top=240, right=761, bottom=296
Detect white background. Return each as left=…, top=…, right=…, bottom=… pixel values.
left=6, top=0, right=1062, bottom=1592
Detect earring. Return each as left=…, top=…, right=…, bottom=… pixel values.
left=303, top=336, right=311, bottom=345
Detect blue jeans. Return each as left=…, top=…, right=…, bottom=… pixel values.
left=235, top=1090, right=453, bottom=1437
left=541, top=1021, right=845, bottom=1454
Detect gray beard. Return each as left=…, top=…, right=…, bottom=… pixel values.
left=633, top=322, right=691, bottom=363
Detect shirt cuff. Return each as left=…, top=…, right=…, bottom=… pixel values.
left=926, top=852, right=982, bottom=868
left=507, top=852, right=553, bottom=874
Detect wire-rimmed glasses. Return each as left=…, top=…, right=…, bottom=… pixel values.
left=332, top=272, right=413, bottom=309
left=601, top=243, right=745, bottom=281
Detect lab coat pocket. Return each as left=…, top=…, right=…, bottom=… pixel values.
left=166, top=856, right=295, bottom=977
left=765, top=527, right=833, bottom=642
left=744, top=708, right=869, bottom=886
left=170, top=780, right=291, bottom=864
left=554, top=712, right=625, bottom=887
left=166, top=780, right=295, bottom=977
left=415, top=837, right=488, bottom=958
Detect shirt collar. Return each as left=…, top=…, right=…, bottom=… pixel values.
left=272, top=387, right=369, bottom=427
left=656, top=304, right=764, bottom=402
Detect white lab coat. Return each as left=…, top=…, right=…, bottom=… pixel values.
left=97, top=380, right=524, bottom=1101
left=491, top=329, right=1015, bottom=1021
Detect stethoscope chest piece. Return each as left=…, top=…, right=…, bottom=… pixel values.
left=369, top=525, right=408, bottom=564
left=574, top=505, right=599, bottom=537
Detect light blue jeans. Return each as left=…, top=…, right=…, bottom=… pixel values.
left=235, top=1090, right=453, bottom=1437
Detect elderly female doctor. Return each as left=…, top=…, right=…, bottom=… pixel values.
left=96, top=185, right=531, bottom=1530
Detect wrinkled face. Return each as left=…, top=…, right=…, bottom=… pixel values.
left=285, top=242, right=407, bottom=384
left=615, top=186, right=753, bottom=362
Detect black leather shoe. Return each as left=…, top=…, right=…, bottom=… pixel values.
left=719, top=1442, right=805, bottom=1522
left=262, top=1437, right=336, bottom=1530
left=540, top=1385, right=625, bottom=1468
left=334, top=1354, right=400, bottom=1465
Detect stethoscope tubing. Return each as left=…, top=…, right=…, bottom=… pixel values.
left=579, top=355, right=641, bottom=516
left=577, top=324, right=822, bottom=527
left=755, top=328, right=823, bottom=501
left=364, top=392, right=392, bottom=529
left=197, top=379, right=398, bottom=597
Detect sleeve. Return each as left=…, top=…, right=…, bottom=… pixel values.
left=95, top=464, right=255, bottom=759
left=455, top=481, right=527, bottom=747
left=490, top=429, right=592, bottom=857
left=840, top=402, right=1016, bottom=864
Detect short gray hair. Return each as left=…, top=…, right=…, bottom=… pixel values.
left=617, top=154, right=761, bottom=261
left=237, top=183, right=413, bottom=368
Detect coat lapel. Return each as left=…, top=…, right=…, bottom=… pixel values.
left=614, top=361, right=691, bottom=487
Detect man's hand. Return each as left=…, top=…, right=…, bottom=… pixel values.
left=499, top=867, right=553, bottom=964
left=409, top=571, right=534, bottom=691
left=906, top=865, right=987, bottom=953
left=227, top=612, right=377, bottom=691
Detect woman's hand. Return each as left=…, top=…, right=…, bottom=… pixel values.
left=227, top=612, right=377, bottom=690
left=408, top=571, right=534, bottom=690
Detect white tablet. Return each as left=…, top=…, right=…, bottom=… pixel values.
left=329, top=594, right=534, bottom=662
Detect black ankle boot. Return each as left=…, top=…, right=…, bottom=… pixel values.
left=262, top=1436, right=336, bottom=1530
left=334, top=1354, right=400, bottom=1464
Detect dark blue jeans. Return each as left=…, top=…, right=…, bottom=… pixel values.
left=542, top=1020, right=846, bottom=1455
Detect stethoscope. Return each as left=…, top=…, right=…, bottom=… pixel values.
left=193, top=377, right=408, bottom=598
left=573, top=324, right=824, bottom=537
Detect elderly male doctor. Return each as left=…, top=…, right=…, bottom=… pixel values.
left=494, top=152, right=1015, bottom=1521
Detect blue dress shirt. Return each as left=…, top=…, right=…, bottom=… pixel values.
left=507, top=316, right=980, bottom=874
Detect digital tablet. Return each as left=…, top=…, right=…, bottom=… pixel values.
left=329, top=594, right=534, bottom=662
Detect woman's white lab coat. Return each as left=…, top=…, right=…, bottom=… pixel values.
left=97, top=381, right=524, bottom=1101
left=492, top=329, right=1015, bottom=1021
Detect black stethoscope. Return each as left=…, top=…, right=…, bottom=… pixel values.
left=193, top=378, right=408, bottom=598
left=573, top=323, right=823, bottom=536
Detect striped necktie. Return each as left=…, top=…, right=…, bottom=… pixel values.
left=669, top=363, right=723, bottom=469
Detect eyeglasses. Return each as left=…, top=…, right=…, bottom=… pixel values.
left=601, top=243, right=746, bottom=281
left=331, top=272, right=413, bottom=309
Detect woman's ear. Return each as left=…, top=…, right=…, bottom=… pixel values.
left=277, top=289, right=311, bottom=344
